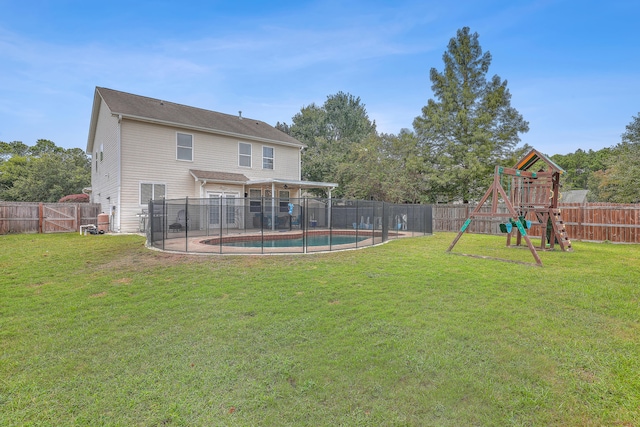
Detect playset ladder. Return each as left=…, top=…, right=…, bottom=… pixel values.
left=550, top=209, right=573, bottom=252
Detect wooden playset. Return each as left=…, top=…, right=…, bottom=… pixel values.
left=447, top=149, right=572, bottom=266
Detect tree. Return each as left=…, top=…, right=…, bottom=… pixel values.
left=274, top=121, right=290, bottom=135
left=29, top=139, right=63, bottom=156
left=0, top=140, right=29, bottom=162
left=551, top=148, right=611, bottom=191
left=0, top=140, right=91, bottom=202
left=622, top=112, right=640, bottom=144
left=335, top=133, right=411, bottom=202
left=588, top=113, right=640, bottom=203
left=289, top=92, right=376, bottom=196
left=413, top=27, right=529, bottom=203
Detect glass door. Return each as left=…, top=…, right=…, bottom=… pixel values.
left=208, top=192, right=240, bottom=229
left=208, top=192, right=221, bottom=228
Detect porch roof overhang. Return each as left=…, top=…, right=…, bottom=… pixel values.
left=189, top=169, right=338, bottom=191
left=246, top=178, right=338, bottom=190
left=189, top=169, right=249, bottom=185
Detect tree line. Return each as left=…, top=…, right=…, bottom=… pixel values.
left=550, top=113, right=640, bottom=203
left=278, top=27, right=639, bottom=204
left=2, top=27, right=637, bottom=204
left=278, top=27, right=530, bottom=203
left=0, top=139, right=91, bottom=202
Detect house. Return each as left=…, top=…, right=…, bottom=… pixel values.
left=86, top=87, right=337, bottom=233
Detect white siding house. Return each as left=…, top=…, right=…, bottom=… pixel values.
left=86, top=87, right=336, bottom=233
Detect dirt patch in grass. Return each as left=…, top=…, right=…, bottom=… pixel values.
left=26, top=282, right=48, bottom=288
left=574, top=368, right=598, bottom=383
left=89, top=291, right=107, bottom=298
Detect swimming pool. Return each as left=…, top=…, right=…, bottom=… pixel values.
left=222, top=234, right=369, bottom=248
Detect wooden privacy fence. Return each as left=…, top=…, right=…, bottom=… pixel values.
left=434, top=202, right=640, bottom=243
left=0, top=202, right=102, bottom=234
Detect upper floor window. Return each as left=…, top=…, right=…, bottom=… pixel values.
left=99, top=144, right=104, bottom=162
left=140, top=182, right=166, bottom=205
left=239, top=142, right=252, bottom=167
left=177, top=133, right=193, bottom=161
left=263, top=146, right=274, bottom=170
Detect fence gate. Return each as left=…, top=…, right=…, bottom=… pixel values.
left=43, top=204, right=77, bottom=233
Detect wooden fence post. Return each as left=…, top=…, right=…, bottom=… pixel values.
left=38, top=202, right=44, bottom=234
left=76, top=204, right=81, bottom=232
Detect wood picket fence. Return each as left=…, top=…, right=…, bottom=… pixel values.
left=433, top=202, right=640, bottom=243
left=0, top=202, right=102, bottom=234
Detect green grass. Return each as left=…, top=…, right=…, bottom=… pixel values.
left=1, top=232, right=639, bottom=426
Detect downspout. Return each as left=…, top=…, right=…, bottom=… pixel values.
left=200, top=180, right=207, bottom=198
left=298, top=146, right=303, bottom=181
left=117, top=114, right=122, bottom=232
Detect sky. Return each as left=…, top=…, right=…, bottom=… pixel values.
left=0, top=0, right=638, bottom=156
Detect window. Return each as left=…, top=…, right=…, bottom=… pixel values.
left=140, top=183, right=166, bottom=205
left=279, top=190, right=290, bottom=213
left=264, top=189, right=273, bottom=210
left=177, top=133, right=193, bottom=161
left=263, top=146, right=274, bottom=169
left=249, top=189, right=262, bottom=213
left=239, top=142, right=251, bottom=167
left=95, top=152, right=98, bottom=172
left=99, top=144, right=104, bottom=162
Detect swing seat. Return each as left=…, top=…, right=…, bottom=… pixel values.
left=499, top=223, right=512, bottom=233
left=518, top=216, right=532, bottom=229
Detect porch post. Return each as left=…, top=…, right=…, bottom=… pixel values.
left=328, top=187, right=332, bottom=228
left=271, top=182, right=276, bottom=231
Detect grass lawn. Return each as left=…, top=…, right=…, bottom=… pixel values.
left=1, top=232, right=639, bottom=426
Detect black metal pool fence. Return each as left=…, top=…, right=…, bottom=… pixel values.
left=147, top=197, right=432, bottom=254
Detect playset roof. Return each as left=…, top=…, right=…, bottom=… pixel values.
left=514, top=149, right=565, bottom=174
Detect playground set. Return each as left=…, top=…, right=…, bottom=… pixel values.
left=447, top=149, right=573, bottom=266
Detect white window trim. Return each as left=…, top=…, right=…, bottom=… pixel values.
left=176, top=132, right=194, bottom=162
left=238, top=142, right=252, bottom=168
left=262, top=145, right=275, bottom=170
left=140, top=182, right=167, bottom=206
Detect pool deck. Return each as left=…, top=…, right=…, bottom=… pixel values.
left=152, top=228, right=412, bottom=255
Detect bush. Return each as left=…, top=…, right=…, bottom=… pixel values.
left=58, top=193, right=90, bottom=203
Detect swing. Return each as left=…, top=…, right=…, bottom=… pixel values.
left=518, top=216, right=532, bottom=229
left=499, top=222, right=512, bottom=233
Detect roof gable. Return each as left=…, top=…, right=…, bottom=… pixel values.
left=93, top=87, right=303, bottom=148
left=514, top=148, right=565, bottom=174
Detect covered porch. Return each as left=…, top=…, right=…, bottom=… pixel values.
left=189, top=170, right=337, bottom=231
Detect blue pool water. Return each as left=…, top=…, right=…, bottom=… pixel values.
left=223, top=234, right=368, bottom=248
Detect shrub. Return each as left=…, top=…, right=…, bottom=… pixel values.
left=58, top=193, right=90, bottom=203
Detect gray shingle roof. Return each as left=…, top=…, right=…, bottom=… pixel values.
left=96, top=87, right=303, bottom=147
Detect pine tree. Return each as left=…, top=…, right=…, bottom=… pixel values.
left=413, top=27, right=529, bottom=202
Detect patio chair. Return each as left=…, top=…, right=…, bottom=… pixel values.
left=169, top=209, right=188, bottom=232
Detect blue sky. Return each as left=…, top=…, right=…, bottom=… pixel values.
left=0, top=0, right=638, bottom=156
